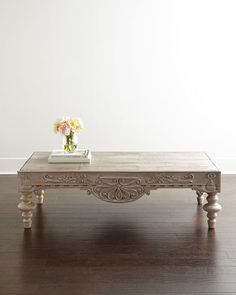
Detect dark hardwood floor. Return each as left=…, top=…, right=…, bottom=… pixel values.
left=0, top=175, right=236, bottom=295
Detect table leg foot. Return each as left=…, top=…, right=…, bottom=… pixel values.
left=196, top=190, right=204, bottom=205
left=18, top=191, right=36, bottom=229
left=203, top=193, right=222, bottom=229
left=34, top=189, right=44, bottom=204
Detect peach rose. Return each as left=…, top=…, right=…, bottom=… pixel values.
left=58, top=122, right=71, bottom=136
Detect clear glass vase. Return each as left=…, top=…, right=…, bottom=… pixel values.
left=62, top=132, right=78, bottom=153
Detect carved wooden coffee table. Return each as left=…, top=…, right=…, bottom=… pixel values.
left=18, top=152, right=222, bottom=230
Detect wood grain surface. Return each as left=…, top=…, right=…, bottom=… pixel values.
left=20, top=152, right=219, bottom=172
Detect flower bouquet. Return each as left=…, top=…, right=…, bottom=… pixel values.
left=54, top=117, right=84, bottom=153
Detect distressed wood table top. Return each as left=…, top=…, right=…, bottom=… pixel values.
left=20, top=152, right=219, bottom=173
left=17, top=152, right=222, bottom=230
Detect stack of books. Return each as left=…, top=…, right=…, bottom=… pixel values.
left=48, top=149, right=91, bottom=163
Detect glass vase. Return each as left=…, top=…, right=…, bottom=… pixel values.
left=63, top=132, right=78, bottom=153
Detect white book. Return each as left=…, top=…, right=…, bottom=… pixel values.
left=48, top=149, right=92, bottom=163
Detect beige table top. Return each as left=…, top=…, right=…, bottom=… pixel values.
left=19, top=152, right=219, bottom=173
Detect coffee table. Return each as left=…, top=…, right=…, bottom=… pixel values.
left=17, top=152, right=222, bottom=230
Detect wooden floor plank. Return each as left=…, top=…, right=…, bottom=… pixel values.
left=0, top=175, right=235, bottom=295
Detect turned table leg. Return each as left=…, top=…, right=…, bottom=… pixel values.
left=18, top=190, right=36, bottom=229
left=196, top=190, right=204, bottom=205
left=34, top=189, right=44, bottom=204
left=203, top=192, right=222, bottom=229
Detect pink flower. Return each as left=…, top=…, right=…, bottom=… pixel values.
left=58, top=122, right=71, bottom=136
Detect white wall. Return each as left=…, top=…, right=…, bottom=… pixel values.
left=0, top=0, right=236, bottom=173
